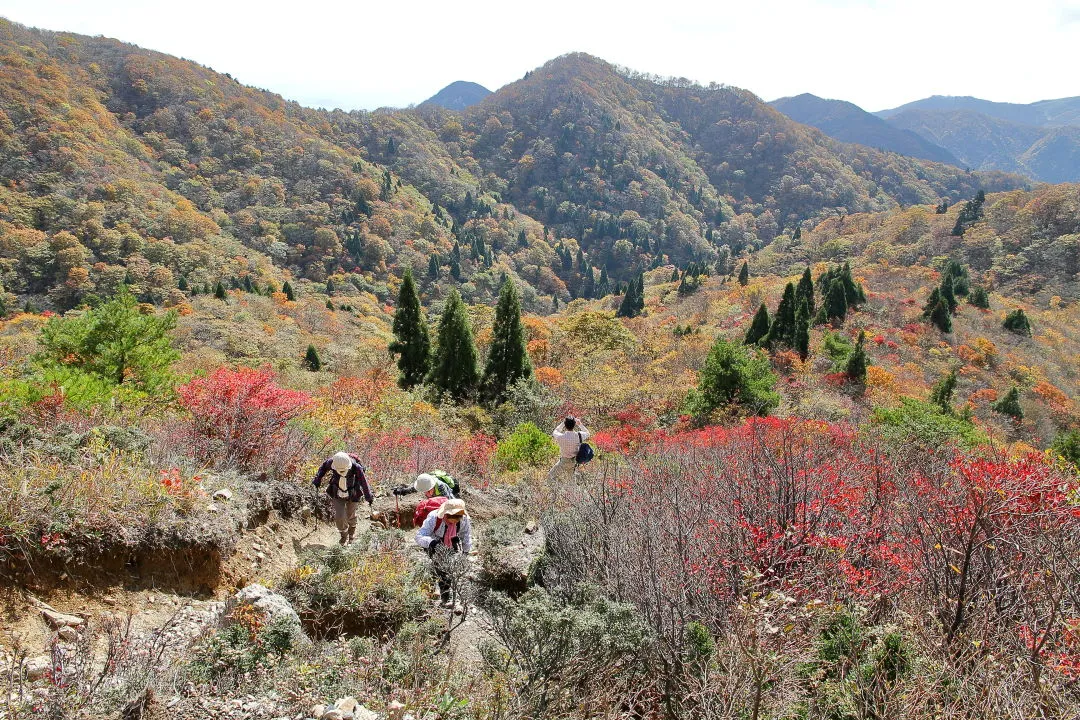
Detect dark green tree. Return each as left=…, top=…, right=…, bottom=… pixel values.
left=684, top=339, right=780, bottom=421
left=795, top=299, right=811, bottom=360
left=616, top=273, right=645, bottom=319
left=389, top=268, right=431, bottom=390
left=450, top=257, right=462, bottom=280
left=428, top=254, right=439, bottom=279
left=744, top=303, right=771, bottom=346
left=326, top=299, right=334, bottom=310
left=304, top=344, right=322, bottom=371
left=766, top=282, right=798, bottom=348
left=1002, top=309, right=1032, bottom=336
left=737, top=261, right=749, bottom=286
left=242, top=275, right=254, bottom=293
left=929, top=368, right=958, bottom=415
left=178, top=276, right=189, bottom=292
left=283, top=281, right=295, bottom=301
left=1051, top=429, right=1080, bottom=470
left=824, top=279, right=848, bottom=323
left=427, top=289, right=480, bottom=401
left=969, top=286, right=990, bottom=309
left=482, top=279, right=533, bottom=402
left=928, top=296, right=953, bottom=333
left=846, top=331, right=868, bottom=385
left=796, top=267, right=815, bottom=317
left=992, top=387, right=1024, bottom=420
left=940, top=275, right=957, bottom=314
left=943, top=260, right=969, bottom=296
left=213, top=282, right=227, bottom=301
left=325, top=278, right=335, bottom=295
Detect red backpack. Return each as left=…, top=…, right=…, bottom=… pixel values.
left=413, top=496, right=448, bottom=527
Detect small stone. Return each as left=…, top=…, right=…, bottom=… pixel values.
left=525, top=520, right=538, bottom=534
left=207, top=503, right=220, bottom=512
left=213, top=488, right=233, bottom=501
left=353, top=707, right=378, bottom=720
left=319, top=710, right=344, bottom=720
left=334, top=697, right=358, bottom=713
left=41, top=609, right=84, bottom=628
left=56, top=626, right=79, bottom=642
left=23, top=656, right=50, bottom=681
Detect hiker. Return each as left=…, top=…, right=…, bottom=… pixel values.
left=548, top=415, right=590, bottom=480
left=312, top=451, right=373, bottom=545
left=415, top=498, right=472, bottom=608
left=395, top=472, right=456, bottom=499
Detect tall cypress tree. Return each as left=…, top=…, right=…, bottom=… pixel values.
left=282, top=281, right=295, bottom=301
left=617, top=273, right=645, bottom=318
left=969, top=286, right=990, bottom=309
left=766, top=282, right=797, bottom=348
left=992, top=386, right=1024, bottom=420
left=427, top=289, right=480, bottom=401
left=929, top=368, right=958, bottom=415
left=825, top=279, right=848, bottom=323
left=846, top=330, right=868, bottom=385
left=737, top=261, right=749, bottom=286
left=940, top=274, right=957, bottom=314
left=796, top=267, right=815, bottom=317
left=389, top=268, right=431, bottom=390
left=482, top=279, right=533, bottom=402
left=744, top=303, right=771, bottom=346
left=928, top=296, right=952, bottom=333
left=214, top=282, right=227, bottom=301
left=428, top=254, right=439, bottom=279
left=795, top=299, right=811, bottom=360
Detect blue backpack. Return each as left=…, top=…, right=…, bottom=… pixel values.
left=575, top=431, right=594, bottom=464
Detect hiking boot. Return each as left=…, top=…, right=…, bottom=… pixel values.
left=338, top=532, right=347, bottom=546
left=347, top=528, right=355, bottom=544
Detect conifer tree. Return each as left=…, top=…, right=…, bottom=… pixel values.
left=389, top=268, right=431, bottom=390
left=846, top=330, right=868, bottom=385
left=766, top=282, right=797, bottom=348
left=326, top=299, right=334, bottom=310
left=825, top=279, right=848, bottom=322
left=737, top=261, right=749, bottom=286
left=671, top=267, right=681, bottom=283
left=940, top=275, right=957, bottom=314
left=178, top=276, right=189, bottom=292
left=214, top=282, right=227, bottom=301
left=617, top=273, right=645, bottom=318
left=325, top=277, right=335, bottom=295
left=928, top=296, right=953, bottom=333
left=796, top=267, right=815, bottom=317
left=597, top=265, right=611, bottom=297
left=1003, top=308, right=1032, bottom=336
left=929, top=368, right=958, bottom=415
left=427, top=289, right=480, bottom=401
left=428, top=254, right=439, bottom=279
left=304, top=344, right=322, bottom=372
left=482, top=279, right=533, bottom=402
left=795, top=299, right=811, bottom=360
left=450, top=258, right=462, bottom=280
left=992, top=386, right=1024, bottom=420
left=744, top=303, right=771, bottom=346
left=969, top=286, right=990, bottom=309
left=243, top=275, right=254, bottom=293
left=283, top=281, right=295, bottom=301
left=922, top=287, right=943, bottom=318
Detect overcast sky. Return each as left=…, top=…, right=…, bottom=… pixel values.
left=1, top=0, right=1077, bottom=112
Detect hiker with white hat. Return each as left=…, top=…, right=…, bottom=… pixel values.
left=415, top=498, right=472, bottom=607
left=412, top=472, right=456, bottom=499
left=312, top=451, right=373, bottom=545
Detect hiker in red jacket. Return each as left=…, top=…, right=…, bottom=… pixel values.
left=313, top=452, right=373, bottom=545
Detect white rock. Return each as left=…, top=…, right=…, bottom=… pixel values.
left=319, top=710, right=344, bottom=720
left=225, top=585, right=302, bottom=630
left=353, top=707, right=378, bottom=720
left=41, top=609, right=84, bottom=628
left=213, top=488, right=233, bottom=501
left=334, top=697, right=358, bottom=713
left=56, top=626, right=79, bottom=642
left=387, top=701, right=406, bottom=720
left=23, top=656, right=50, bottom=682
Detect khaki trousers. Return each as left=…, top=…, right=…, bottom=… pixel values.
left=548, top=457, right=578, bottom=481
left=332, top=497, right=358, bottom=534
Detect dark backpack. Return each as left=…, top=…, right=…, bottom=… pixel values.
left=575, top=432, right=595, bottom=464
left=430, top=469, right=462, bottom=496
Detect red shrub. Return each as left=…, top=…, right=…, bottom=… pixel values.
left=176, top=366, right=312, bottom=473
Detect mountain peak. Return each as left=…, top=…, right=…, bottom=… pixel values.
left=421, top=81, right=491, bottom=110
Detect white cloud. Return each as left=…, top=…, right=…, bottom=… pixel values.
left=0, top=0, right=1076, bottom=112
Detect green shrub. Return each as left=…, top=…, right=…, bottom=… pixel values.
left=1051, top=429, right=1080, bottom=470
left=494, top=422, right=558, bottom=472
left=871, top=398, right=988, bottom=449
left=823, top=331, right=854, bottom=372
left=684, top=338, right=779, bottom=421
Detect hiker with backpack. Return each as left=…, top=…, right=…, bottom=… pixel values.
left=548, top=415, right=593, bottom=480
left=415, top=498, right=472, bottom=608
left=312, top=451, right=373, bottom=545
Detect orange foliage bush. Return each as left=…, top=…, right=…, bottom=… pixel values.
left=535, top=366, right=564, bottom=387
left=866, top=366, right=897, bottom=395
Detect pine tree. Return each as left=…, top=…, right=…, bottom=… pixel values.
left=922, top=287, right=943, bottom=318
left=1003, top=308, right=1032, bottom=336
left=325, top=277, right=335, bottom=295
left=597, top=265, right=611, bottom=297
left=795, top=299, right=811, bottom=360
left=846, top=331, right=868, bottom=385
left=427, top=289, right=480, bottom=401
left=795, top=267, right=815, bottom=317
left=482, top=279, right=533, bottom=402
left=213, top=282, right=227, bottom=301
left=326, top=299, right=335, bottom=310
left=428, top=254, right=439, bottom=279
left=283, top=281, right=295, bottom=301
left=992, top=386, right=1024, bottom=420
left=940, top=275, right=957, bottom=314
left=766, top=283, right=797, bottom=348
left=243, top=275, right=254, bottom=293
left=389, top=268, right=431, bottom=390
left=792, top=225, right=802, bottom=240
left=929, top=368, right=958, bottom=415
left=304, top=344, right=322, bottom=372
left=616, top=273, right=645, bottom=319
left=737, top=261, right=749, bottom=286
left=744, top=303, right=771, bottom=346
left=178, top=276, right=188, bottom=292
left=928, top=297, right=952, bottom=333
left=671, top=267, right=681, bottom=283
left=825, top=279, right=848, bottom=322
left=969, top=286, right=990, bottom=309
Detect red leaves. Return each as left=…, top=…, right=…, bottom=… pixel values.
left=176, top=366, right=312, bottom=470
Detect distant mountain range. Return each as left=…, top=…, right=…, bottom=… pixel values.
left=772, top=93, right=1080, bottom=183
left=421, top=81, right=491, bottom=110
left=770, top=94, right=959, bottom=165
